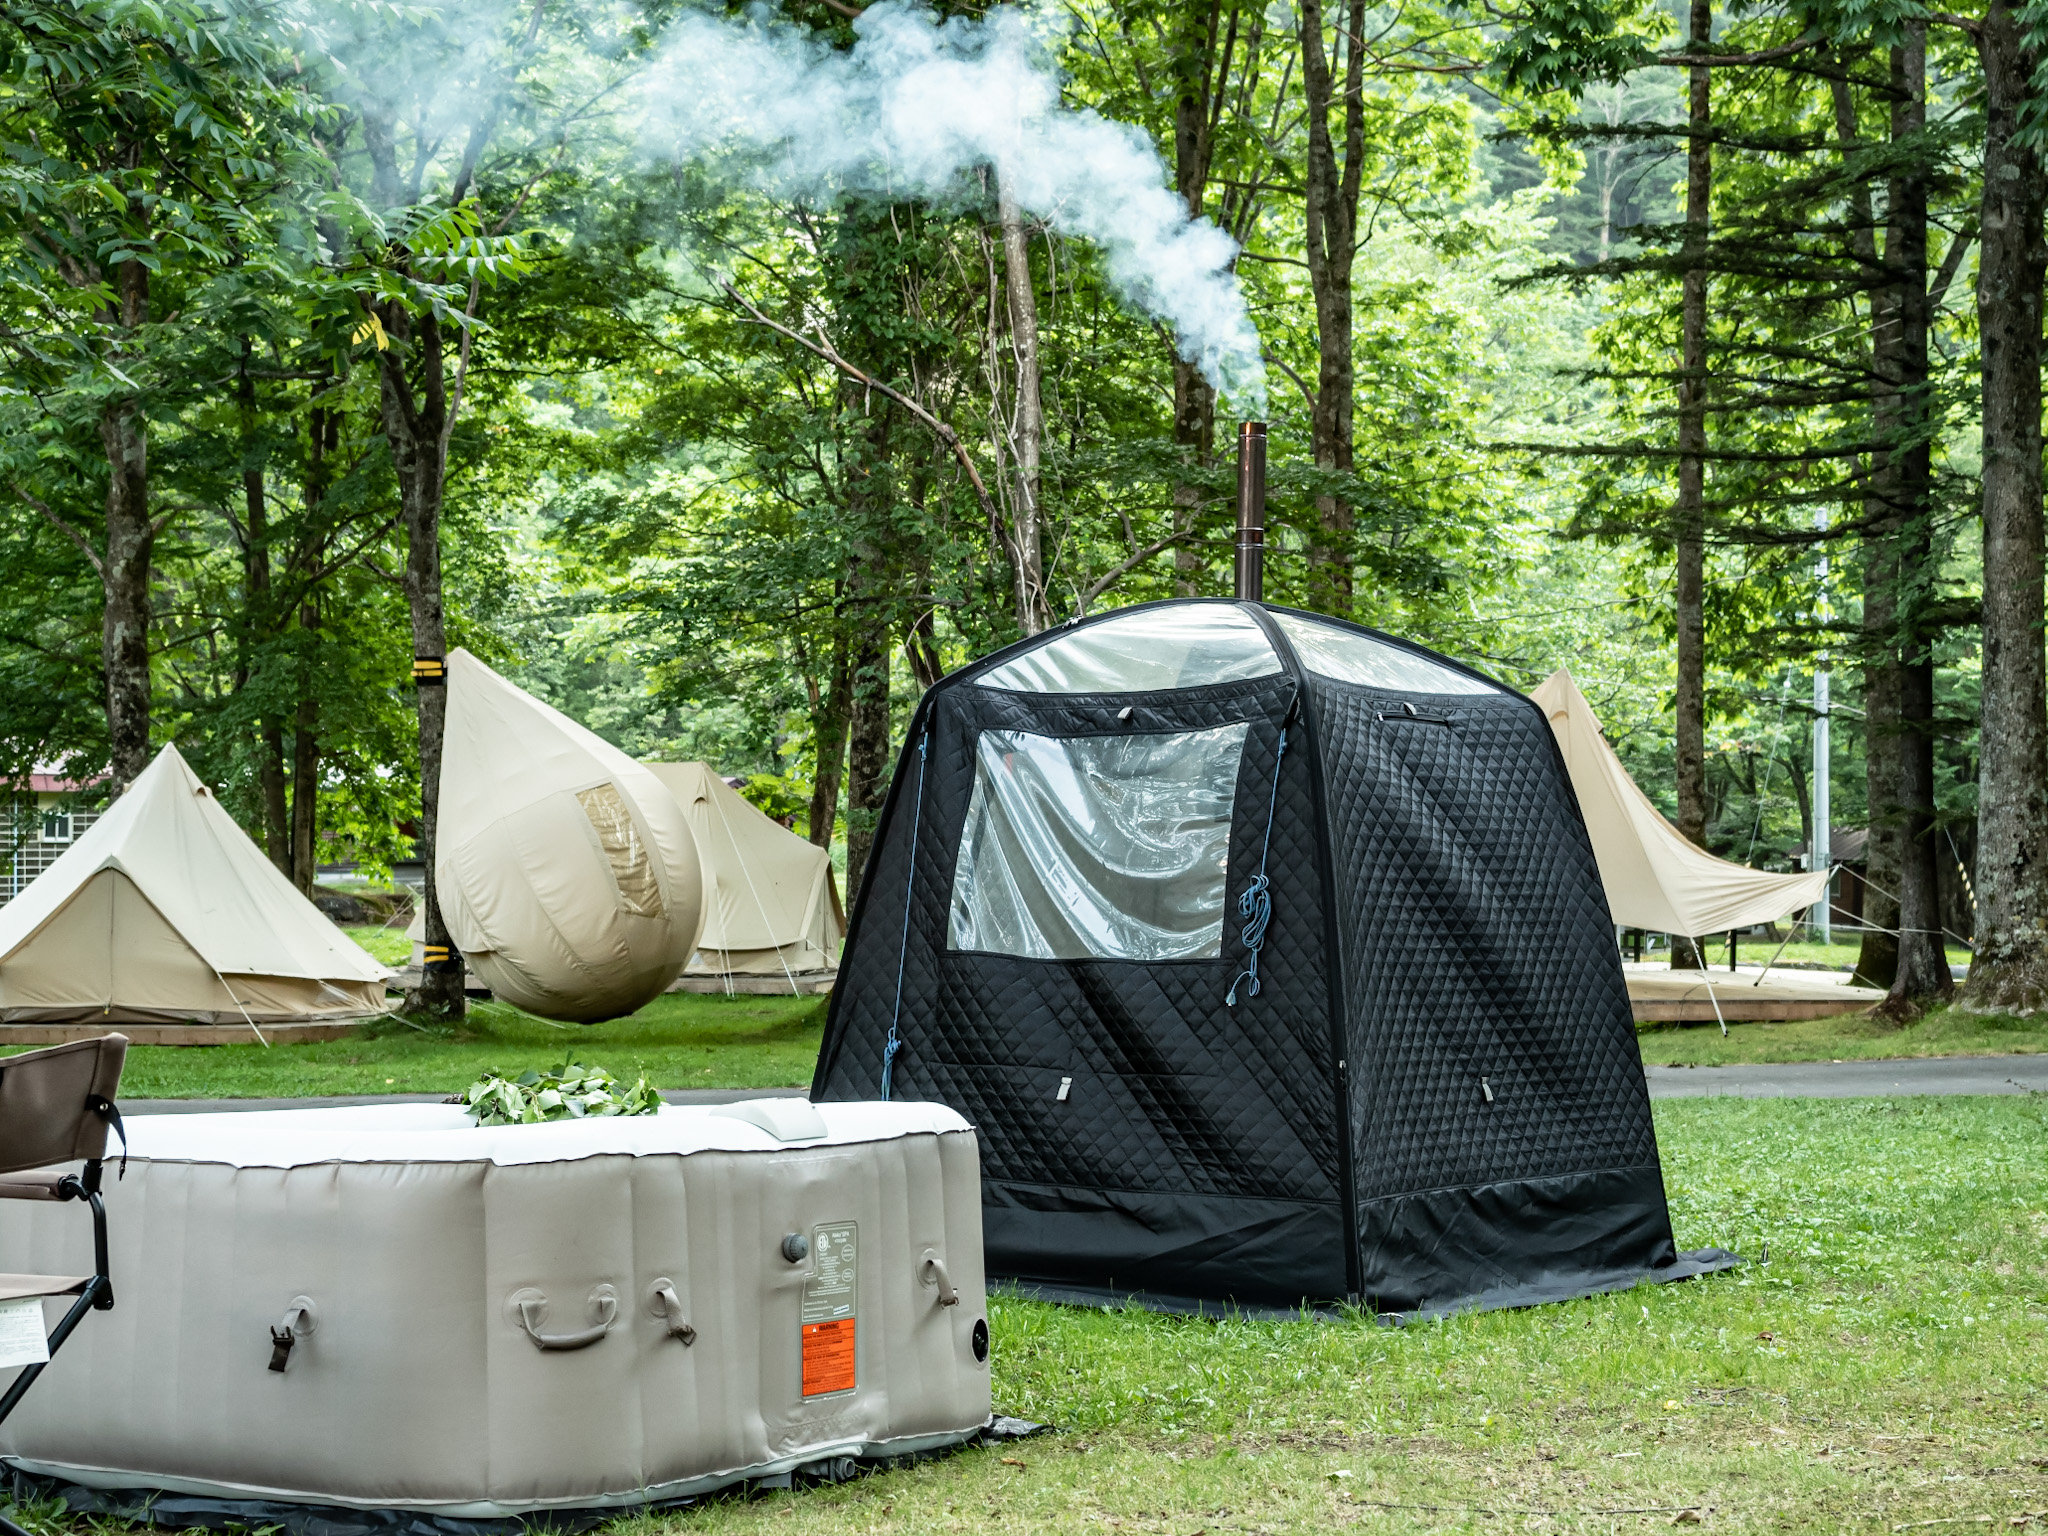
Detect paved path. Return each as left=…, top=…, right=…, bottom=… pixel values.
left=125, top=1086, right=809, bottom=1115
left=1645, top=1054, right=2048, bottom=1099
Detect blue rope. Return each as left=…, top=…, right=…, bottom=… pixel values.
left=880, top=727, right=930, bottom=1100
left=1227, top=726, right=1288, bottom=1006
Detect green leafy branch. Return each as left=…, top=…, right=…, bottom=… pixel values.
left=458, top=1058, right=662, bottom=1126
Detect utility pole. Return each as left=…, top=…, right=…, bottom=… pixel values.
left=1813, top=509, right=1832, bottom=943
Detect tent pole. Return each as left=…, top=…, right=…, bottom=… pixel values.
left=1695, top=938, right=1728, bottom=1036
left=1234, top=422, right=1267, bottom=602
left=1752, top=912, right=1805, bottom=986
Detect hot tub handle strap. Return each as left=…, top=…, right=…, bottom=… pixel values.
left=649, top=1279, right=697, bottom=1345
left=268, top=1295, right=317, bottom=1373
left=919, top=1250, right=959, bottom=1307
left=514, top=1286, right=616, bottom=1351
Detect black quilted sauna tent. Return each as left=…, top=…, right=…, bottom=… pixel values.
left=812, top=600, right=1732, bottom=1315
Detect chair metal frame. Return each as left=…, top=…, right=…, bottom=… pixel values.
left=0, top=1036, right=125, bottom=1536
left=0, top=1160, right=113, bottom=1428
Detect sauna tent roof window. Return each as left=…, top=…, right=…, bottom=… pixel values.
left=977, top=605, right=1281, bottom=694
left=1269, top=610, right=1499, bottom=695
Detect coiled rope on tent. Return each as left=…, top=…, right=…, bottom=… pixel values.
left=880, top=725, right=930, bottom=1101
left=1227, top=724, right=1289, bottom=1007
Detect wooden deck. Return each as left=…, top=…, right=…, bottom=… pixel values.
left=669, top=971, right=837, bottom=997
left=1626, top=963, right=1882, bottom=1023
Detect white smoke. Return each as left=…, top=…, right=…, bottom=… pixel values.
left=637, top=2, right=1266, bottom=412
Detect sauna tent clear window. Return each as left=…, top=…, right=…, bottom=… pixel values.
left=1269, top=610, right=1499, bottom=695
left=977, top=606, right=1281, bottom=694
left=948, top=725, right=1250, bottom=961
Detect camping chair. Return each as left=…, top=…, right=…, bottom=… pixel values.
left=0, top=1034, right=127, bottom=1530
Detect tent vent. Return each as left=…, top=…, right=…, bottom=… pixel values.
left=1377, top=704, right=1452, bottom=726
left=1057, top=1077, right=1072, bottom=1103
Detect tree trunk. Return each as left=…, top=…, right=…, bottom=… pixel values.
left=807, top=633, right=851, bottom=852
left=376, top=301, right=463, bottom=1021
left=1857, top=603, right=1903, bottom=988
left=1833, top=66, right=1901, bottom=990
left=1892, top=636, right=1951, bottom=1004
left=842, top=619, right=891, bottom=904
left=291, top=609, right=319, bottom=898
left=289, top=386, right=340, bottom=898
left=906, top=602, right=945, bottom=692
left=1300, top=0, right=1367, bottom=617
left=996, top=169, right=1048, bottom=636
left=260, top=726, right=290, bottom=869
left=1964, top=0, right=2048, bottom=1011
left=1786, top=744, right=1810, bottom=859
left=361, top=106, right=464, bottom=1019
left=1882, top=26, right=1951, bottom=1010
left=1168, top=3, right=1225, bottom=597
left=99, top=257, right=153, bottom=796
left=236, top=339, right=291, bottom=871
left=1172, top=364, right=1215, bottom=596
left=1669, top=0, right=1712, bottom=969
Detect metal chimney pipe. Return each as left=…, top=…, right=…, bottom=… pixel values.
left=1234, top=420, right=1267, bottom=602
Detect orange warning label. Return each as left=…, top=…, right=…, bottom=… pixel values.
left=801, top=1318, right=856, bottom=1396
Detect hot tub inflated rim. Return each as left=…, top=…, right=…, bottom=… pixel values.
left=112, top=1099, right=972, bottom=1169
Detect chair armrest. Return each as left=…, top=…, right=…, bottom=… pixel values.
left=0, top=1172, right=68, bottom=1201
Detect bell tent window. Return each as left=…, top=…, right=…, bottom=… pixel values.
left=1270, top=610, right=1498, bottom=695
left=977, top=605, right=1281, bottom=694
left=947, top=724, right=1250, bottom=961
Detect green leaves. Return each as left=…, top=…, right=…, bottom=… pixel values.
left=459, top=1058, right=663, bottom=1126
left=1479, top=0, right=1660, bottom=96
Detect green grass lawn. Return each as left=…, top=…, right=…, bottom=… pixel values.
left=343, top=922, right=413, bottom=966
left=35, top=991, right=828, bottom=1099
left=610, top=1095, right=2048, bottom=1535
left=1638, top=1004, right=2048, bottom=1065
left=1689, top=936, right=1977, bottom=974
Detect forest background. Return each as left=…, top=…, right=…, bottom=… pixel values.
left=1, top=0, right=2041, bottom=1017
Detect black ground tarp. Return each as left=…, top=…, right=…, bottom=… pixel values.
left=6, top=1422, right=1049, bottom=1536
left=814, top=599, right=1736, bottom=1314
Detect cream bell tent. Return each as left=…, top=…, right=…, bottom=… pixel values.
left=641, top=762, right=843, bottom=979
left=1532, top=668, right=1828, bottom=936
left=437, top=650, right=704, bottom=1022
left=0, top=745, right=391, bottom=1025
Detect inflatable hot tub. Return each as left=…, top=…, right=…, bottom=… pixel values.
left=0, top=1100, right=990, bottom=1517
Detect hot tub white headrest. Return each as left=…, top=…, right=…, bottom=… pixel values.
left=117, top=1099, right=968, bottom=1169
left=709, top=1099, right=829, bottom=1142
